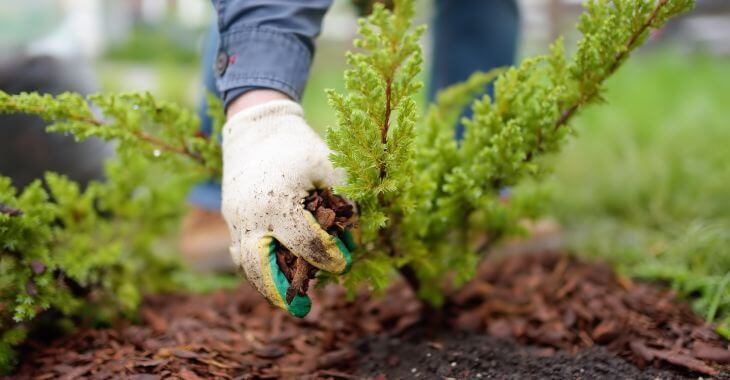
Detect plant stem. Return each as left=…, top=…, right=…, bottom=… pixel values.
left=381, top=77, right=392, bottom=145
left=398, top=265, right=420, bottom=294
left=0, top=203, right=23, bottom=217
left=376, top=63, right=421, bottom=293
left=130, top=129, right=204, bottom=163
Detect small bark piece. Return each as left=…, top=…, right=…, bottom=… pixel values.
left=692, top=343, right=730, bottom=363
left=286, top=258, right=312, bottom=304
left=315, top=208, right=336, bottom=230
left=629, top=341, right=655, bottom=362
left=140, top=307, right=168, bottom=334
left=276, top=189, right=355, bottom=305
left=652, top=350, right=718, bottom=376
left=316, top=348, right=356, bottom=369
left=0, top=203, right=23, bottom=216
left=275, top=245, right=295, bottom=282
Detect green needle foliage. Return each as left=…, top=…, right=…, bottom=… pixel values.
left=324, top=0, right=693, bottom=303
left=0, top=92, right=223, bottom=372
left=0, top=0, right=695, bottom=372
left=0, top=92, right=222, bottom=178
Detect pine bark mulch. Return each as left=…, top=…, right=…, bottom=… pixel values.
left=275, top=188, right=355, bottom=304
left=10, top=252, right=730, bottom=379
left=450, top=253, right=730, bottom=377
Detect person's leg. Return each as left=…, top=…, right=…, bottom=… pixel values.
left=429, top=0, right=520, bottom=140
left=181, top=24, right=233, bottom=272
left=187, top=23, right=223, bottom=212
left=430, top=3, right=559, bottom=235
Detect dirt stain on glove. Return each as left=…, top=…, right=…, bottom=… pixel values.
left=275, top=189, right=354, bottom=304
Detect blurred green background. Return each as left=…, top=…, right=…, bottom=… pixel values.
left=530, top=52, right=730, bottom=335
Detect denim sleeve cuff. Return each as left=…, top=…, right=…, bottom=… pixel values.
left=215, top=27, right=312, bottom=108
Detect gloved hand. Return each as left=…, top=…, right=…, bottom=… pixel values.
left=221, top=99, right=353, bottom=318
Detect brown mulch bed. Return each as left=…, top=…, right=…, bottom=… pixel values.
left=10, top=252, right=730, bottom=379
left=451, top=253, right=730, bottom=375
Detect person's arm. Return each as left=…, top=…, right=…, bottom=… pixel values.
left=214, top=1, right=354, bottom=319
left=226, top=89, right=288, bottom=118
left=211, top=0, right=333, bottom=113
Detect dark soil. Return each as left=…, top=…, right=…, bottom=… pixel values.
left=357, top=332, right=711, bottom=379
left=10, top=252, right=730, bottom=379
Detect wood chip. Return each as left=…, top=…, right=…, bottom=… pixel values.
left=652, top=350, right=718, bottom=376
left=316, top=348, right=356, bottom=369
left=277, top=189, right=356, bottom=302
left=129, top=375, right=160, bottom=380
left=315, top=207, right=336, bottom=230
left=172, top=349, right=199, bottom=359
left=254, top=345, right=286, bottom=359
left=692, top=343, right=730, bottom=364
left=140, top=307, right=168, bottom=334
left=12, top=252, right=728, bottom=378
left=179, top=367, right=205, bottom=380
left=592, top=319, right=620, bottom=343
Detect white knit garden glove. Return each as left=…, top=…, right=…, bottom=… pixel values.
left=221, top=100, right=353, bottom=318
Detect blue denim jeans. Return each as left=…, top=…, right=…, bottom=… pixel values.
left=188, top=0, right=519, bottom=210
left=187, top=23, right=224, bottom=211
left=429, top=0, right=519, bottom=140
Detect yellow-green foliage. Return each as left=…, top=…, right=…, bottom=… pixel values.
left=324, top=0, right=693, bottom=303
left=0, top=92, right=223, bottom=372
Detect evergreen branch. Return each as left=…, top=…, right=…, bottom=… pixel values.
left=372, top=3, right=415, bottom=261
left=520, top=0, right=683, bottom=170
left=0, top=94, right=103, bottom=127
left=0, top=91, right=217, bottom=177
left=553, top=0, right=671, bottom=132
left=130, top=129, right=205, bottom=163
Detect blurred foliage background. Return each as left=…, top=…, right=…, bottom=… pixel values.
left=528, top=51, right=730, bottom=335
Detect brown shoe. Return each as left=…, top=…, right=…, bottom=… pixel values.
left=179, top=206, right=235, bottom=272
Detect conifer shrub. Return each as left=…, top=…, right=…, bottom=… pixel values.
left=0, top=93, right=223, bottom=371
left=0, top=0, right=693, bottom=372
left=322, top=0, right=694, bottom=303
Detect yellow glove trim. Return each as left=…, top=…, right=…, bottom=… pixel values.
left=257, top=235, right=287, bottom=310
